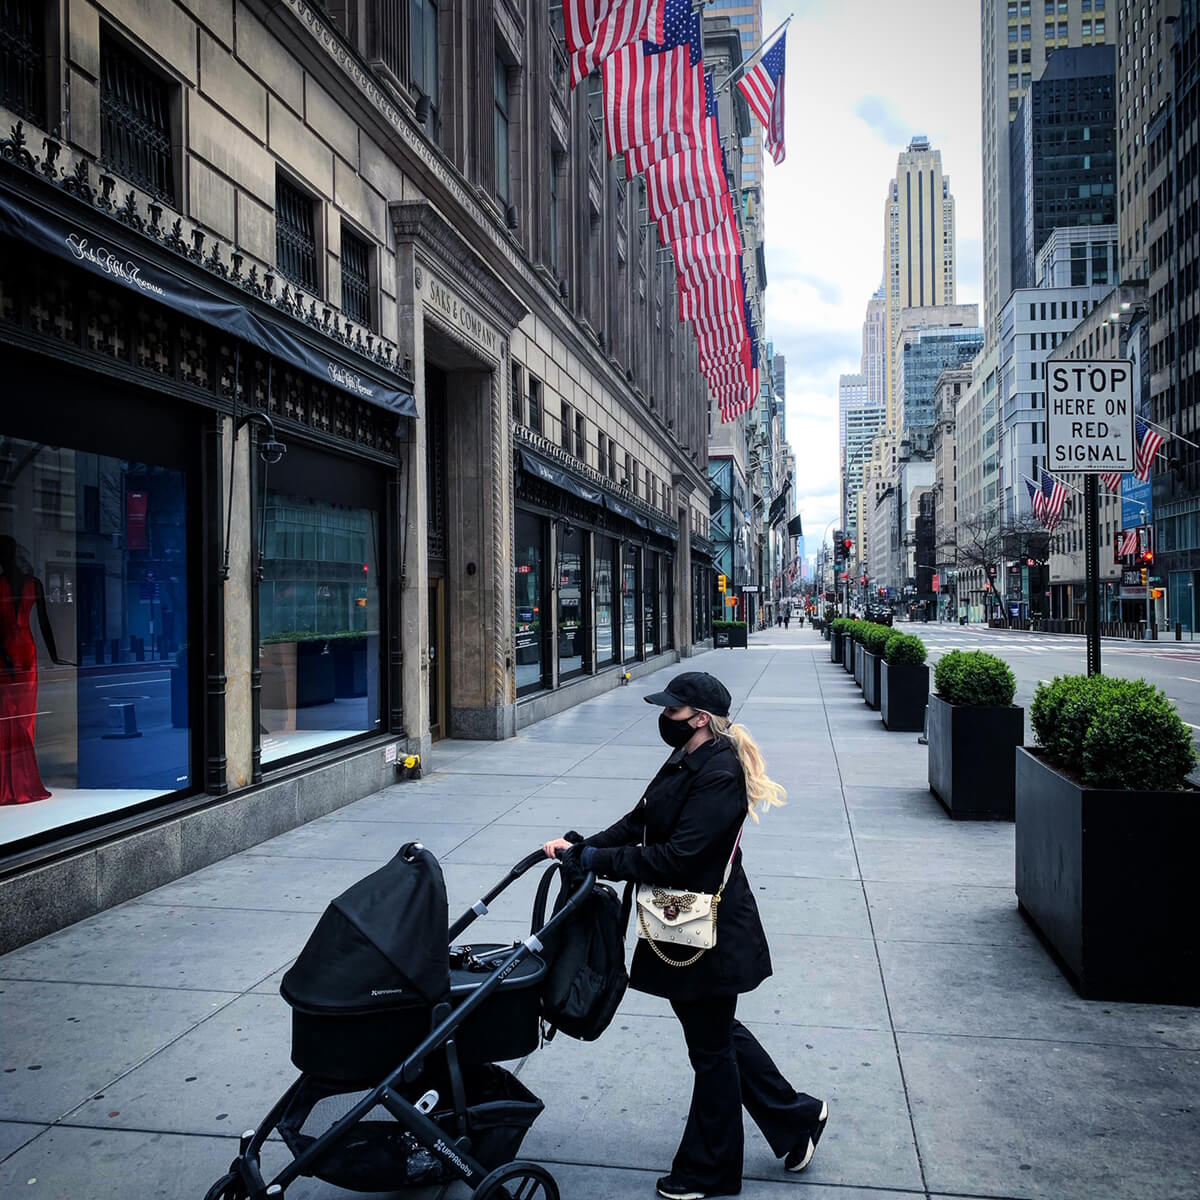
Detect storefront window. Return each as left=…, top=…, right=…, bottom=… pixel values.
left=557, top=524, right=586, bottom=680
left=622, top=547, right=640, bottom=662
left=643, top=553, right=659, bottom=655
left=1, top=438, right=191, bottom=848
left=515, top=510, right=547, bottom=694
left=595, top=536, right=616, bottom=668
left=259, top=455, right=382, bottom=765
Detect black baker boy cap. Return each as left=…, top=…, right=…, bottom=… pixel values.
left=644, top=671, right=731, bottom=718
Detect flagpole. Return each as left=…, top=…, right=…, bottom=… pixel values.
left=716, top=14, right=792, bottom=94
left=1140, top=414, right=1200, bottom=451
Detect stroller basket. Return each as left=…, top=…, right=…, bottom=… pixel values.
left=278, top=1063, right=544, bottom=1192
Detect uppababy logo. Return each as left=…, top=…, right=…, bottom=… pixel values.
left=370, top=987, right=406, bottom=997
left=327, top=363, right=375, bottom=397
left=434, top=1138, right=471, bottom=1176
left=66, top=234, right=166, bottom=296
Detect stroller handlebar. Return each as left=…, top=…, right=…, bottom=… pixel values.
left=446, top=846, right=586, bottom=942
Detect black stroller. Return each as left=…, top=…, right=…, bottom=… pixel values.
left=202, top=842, right=594, bottom=1200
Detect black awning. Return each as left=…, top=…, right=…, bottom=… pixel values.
left=0, top=180, right=415, bottom=417
left=787, top=514, right=804, bottom=538
left=517, top=445, right=604, bottom=506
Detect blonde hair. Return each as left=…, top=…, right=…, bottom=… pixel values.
left=705, top=714, right=787, bottom=822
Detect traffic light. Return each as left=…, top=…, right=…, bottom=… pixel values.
left=717, top=573, right=727, bottom=592
left=1140, top=567, right=1148, bottom=586
left=842, top=536, right=854, bottom=560
left=833, top=531, right=845, bottom=563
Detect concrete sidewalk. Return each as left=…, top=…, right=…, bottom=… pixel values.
left=2, top=626, right=1198, bottom=1200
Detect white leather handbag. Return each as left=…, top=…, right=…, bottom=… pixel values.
left=635, top=831, right=741, bottom=967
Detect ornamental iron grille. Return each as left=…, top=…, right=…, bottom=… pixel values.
left=276, top=174, right=319, bottom=293
left=0, top=0, right=46, bottom=126
left=425, top=367, right=447, bottom=562
left=99, top=32, right=175, bottom=203
left=340, top=225, right=372, bottom=329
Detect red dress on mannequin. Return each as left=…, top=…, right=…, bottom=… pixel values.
left=0, top=575, right=51, bottom=804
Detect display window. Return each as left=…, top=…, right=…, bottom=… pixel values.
left=514, top=510, right=548, bottom=694
left=556, top=523, right=587, bottom=680
left=1, top=412, right=194, bottom=850
left=643, top=553, right=659, bottom=655
left=622, top=547, right=640, bottom=662
left=594, top=536, right=616, bottom=668
left=258, top=444, right=384, bottom=765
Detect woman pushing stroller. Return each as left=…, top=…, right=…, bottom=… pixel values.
left=543, top=670, right=828, bottom=1200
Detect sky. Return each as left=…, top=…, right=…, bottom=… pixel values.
left=757, top=0, right=984, bottom=565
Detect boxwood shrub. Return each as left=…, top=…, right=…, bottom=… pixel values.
left=861, top=624, right=891, bottom=655
left=1031, top=674, right=1197, bottom=790
left=832, top=617, right=850, bottom=636
left=883, top=631, right=927, bottom=665
left=934, top=650, right=1016, bottom=707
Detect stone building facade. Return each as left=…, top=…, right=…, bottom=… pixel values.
left=0, top=0, right=719, bottom=948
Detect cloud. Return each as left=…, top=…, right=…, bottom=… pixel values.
left=854, top=95, right=912, bottom=146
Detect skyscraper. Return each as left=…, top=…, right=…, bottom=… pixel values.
left=981, top=0, right=1115, bottom=342
left=1009, top=44, right=1116, bottom=290
left=708, top=1, right=764, bottom=187
left=882, top=136, right=957, bottom=430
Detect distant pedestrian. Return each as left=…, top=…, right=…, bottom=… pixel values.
left=545, top=671, right=828, bottom=1199
left=783, top=610, right=790, bottom=630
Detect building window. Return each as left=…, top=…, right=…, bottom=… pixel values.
left=100, top=31, right=175, bottom=202
left=515, top=510, right=548, bottom=694
left=597, top=431, right=607, bottom=476
left=1, top=0, right=47, bottom=126
left=548, top=153, right=561, bottom=273
left=607, top=436, right=617, bottom=480
left=494, top=54, right=510, bottom=205
left=624, top=452, right=633, bottom=489
left=575, top=412, right=586, bottom=461
left=557, top=522, right=587, bottom=680
left=511, top=363, right=523, bottom=425
left=340, top=224, right=373, bottom=329
left=528, top=376, right=542, bottom=436
left=410, top=0, right=439, bottom=136
left=276, top=174, right=320, bottom=294
left=560, top=400, right=572, bottom=451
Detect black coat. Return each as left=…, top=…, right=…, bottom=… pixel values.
left=581, top=736, right=773, bottom=1001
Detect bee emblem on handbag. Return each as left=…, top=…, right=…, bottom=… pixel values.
left=651, top=890, right=697, bottom=921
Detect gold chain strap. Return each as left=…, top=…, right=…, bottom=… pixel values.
left=637, top=895, right=720, bottom=968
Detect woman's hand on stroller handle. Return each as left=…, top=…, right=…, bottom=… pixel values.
left=543, top=837, right=574, bottom=859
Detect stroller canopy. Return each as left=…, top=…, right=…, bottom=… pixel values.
left=282, top=844, right=451, bottom=1015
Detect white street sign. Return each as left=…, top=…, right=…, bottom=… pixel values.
left=1046, top=360, right=1135, bottom=472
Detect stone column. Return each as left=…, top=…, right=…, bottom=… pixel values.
left=673, top=476, right=695, bottom=656
left=223, top=418, right=253, bottom=789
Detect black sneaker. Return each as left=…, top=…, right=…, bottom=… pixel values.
left=655, top=1176, right=740, bottom=1199
left=784, top=1099, right=829, bottom=1172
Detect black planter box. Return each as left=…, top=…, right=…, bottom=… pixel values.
left=1014, top=749, right=1200, bottom=1003
left=842, top=636, right=855, bottom=673
left=714, top=624, right=748, bottom=648
left=861, top=650, right=882, bottom=709
left=853, top=642, right=865, bottom=687
left=880, top=661, right=928, bottom=731
left=927, top=694, right=1023, bottom=819
left=830, top=629, right=842, bottom=661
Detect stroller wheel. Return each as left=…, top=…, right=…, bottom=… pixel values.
left=471, top=1160, right=558, bottom=1200
left=202, top=1170, right=248, bottom=1200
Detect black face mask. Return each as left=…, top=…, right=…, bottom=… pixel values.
left=658, top=712, right=696, bottom=748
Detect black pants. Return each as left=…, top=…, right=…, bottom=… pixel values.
left=668, top=994, right=823, bottom=1191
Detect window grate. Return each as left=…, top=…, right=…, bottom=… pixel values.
left=100, top=33, right=174, bottom=202
left=276, top=175, right=319, bottom=293
left=1, top=0, right=46, bottom=127
left=341, top=226, right=372, bottom=327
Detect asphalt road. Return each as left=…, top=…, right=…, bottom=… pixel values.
left=889, top=620, right=1200, bottom=751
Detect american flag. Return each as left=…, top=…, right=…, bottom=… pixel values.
left=1099, top=470, right=1123, bottom=492
left=655, top=193, right=731, bottom=242
left=644, top=70, right=727, bottom=214
left=567, top=0, right=665, bottom=85
left=601, top=0, right=702, bottom=157
left=623, top=71, right=714, bottom=176
left=1118, top=528, right=1139, bottom=558
left=736, top=31, right=787, bottom=164
left=1039, top=471, right=1068, bottom=532
left=1133, top=417, right=1165, bottom=482
left=1025, top=477, right=1045, bottom=520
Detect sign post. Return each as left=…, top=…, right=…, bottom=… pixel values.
left=1047, top=360, right=1135, bottom=675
